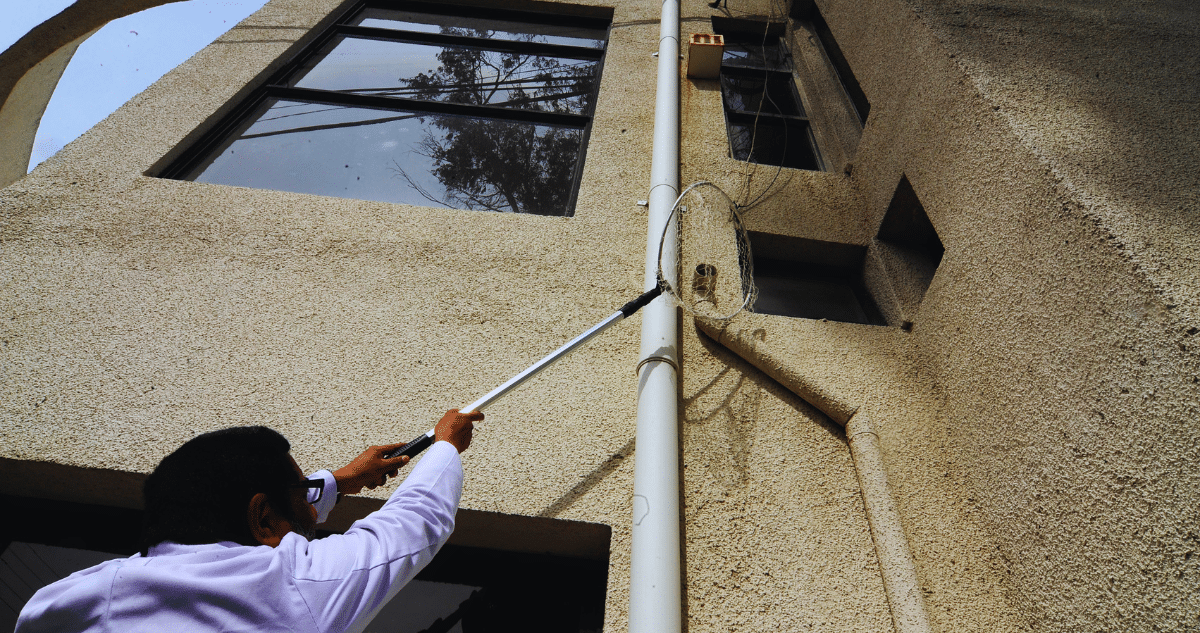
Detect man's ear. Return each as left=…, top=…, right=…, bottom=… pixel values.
left=247, top=492, right=291, bottom=548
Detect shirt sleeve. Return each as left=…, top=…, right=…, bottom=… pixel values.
left=308, top=469, right=339, bottom=525
left=288, top=441, right=462, bottom=633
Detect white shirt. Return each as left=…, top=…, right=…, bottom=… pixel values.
left=15, top=441, right=463, bottom=633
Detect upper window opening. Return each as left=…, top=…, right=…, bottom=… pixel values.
left=712, top=20, right=822, bottom=172
left=790, top=0, right=869, bottom=125
left=351, top=9, right=608, bottom=48
left=160, top=2, right=611, bottom=216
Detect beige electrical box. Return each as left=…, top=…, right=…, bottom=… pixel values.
left=687, top=33, right=725, bottom=79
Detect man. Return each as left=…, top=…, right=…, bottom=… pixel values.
left=15, top=408, right=482, bottom=633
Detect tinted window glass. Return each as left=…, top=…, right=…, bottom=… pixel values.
left=728, top=120, right=819, bottom=170
left=721, top=72, right=805, bottom=116
left=187, top=99, right=583, bottom=215
left=721, top=41, right=788, bottom=70
left=715, top=21, right=822, bottom=171
left=163, top=3, right=608, bottom=216
left=290, top=36, right=598, bottom=115
left=351, top=8, right=607, bottom=48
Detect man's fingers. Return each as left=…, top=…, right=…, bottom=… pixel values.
left=377, top=443, right=407, bottom=456
left=376, top=445, right=412, bottom=465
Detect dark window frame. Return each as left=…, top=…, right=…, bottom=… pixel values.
left=790, top=0, right=870, bottom=125
left=712, top=20, right=823, bottom=172
left=159, top=0, right=612, bottom=217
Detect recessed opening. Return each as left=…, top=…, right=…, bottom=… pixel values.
left=877, top=176, right=943, bottom=262
left=789, top=0, right=870, bottom=125
left=871, top=175, right=944, bottom=323
left=156, top=0, right=613, bottom=216
left=749, top=232, right=886, bottom=325
left=0, top=495, right=610, bottom=633
left=693, top=263, right=718, bottom=299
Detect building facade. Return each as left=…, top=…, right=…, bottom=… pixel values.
left=1, top=0, right=1197, bottom=631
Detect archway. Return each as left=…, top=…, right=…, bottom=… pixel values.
left=0, top=0, right=183, bottom=186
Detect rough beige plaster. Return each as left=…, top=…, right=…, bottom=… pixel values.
left=680, top=326, right=895, bottom=632
left=0, top=0, right=909, bottom=630
left=907, top=0, right=1200, bottom=331
left=847, top=412, right=932, bottom=633
left=826, top=0, right=1200, bottom=629
left=695, top=316, right=860, bottom=424
left=3, top=0, right=1197, bottom=630
left=688, top=311, right=1020, bottom=632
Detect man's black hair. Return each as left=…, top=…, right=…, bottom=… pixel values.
left=141, top=426, right=300, bottom=555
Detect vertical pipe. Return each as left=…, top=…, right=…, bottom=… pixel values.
left=630, top=0, right=681, bottom=631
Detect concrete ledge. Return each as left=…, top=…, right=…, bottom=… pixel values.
left=324, top=496, right=611, bottom=560
left=0, top=457, right=611, bottom=561
left=0, top=457, right=146, bottom=510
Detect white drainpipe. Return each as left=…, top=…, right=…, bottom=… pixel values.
left=847, top=412, right=932, bottom=633
left=630, top=0, right=681, bottom=631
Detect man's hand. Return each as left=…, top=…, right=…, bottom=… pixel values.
left=435, top=409, right=483, bottom=453
left=332, top=445, right=410, bottom=495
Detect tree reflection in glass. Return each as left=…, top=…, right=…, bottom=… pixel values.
left=173, top=6, right=605, bottom=217
left=390, top=28, right=597, bottom=215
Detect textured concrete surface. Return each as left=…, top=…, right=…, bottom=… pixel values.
left=680, top=326, right=894, bottom=632
left=821, top=0, right=1200, bottom=630
left=0, top=0, right=901, bottom=630
left=3, top=0, right=1197, bottom=630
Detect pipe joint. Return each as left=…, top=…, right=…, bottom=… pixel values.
left=636, top=355, right=679, bottom=375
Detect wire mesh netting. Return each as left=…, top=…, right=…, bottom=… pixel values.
left=657, top=182, right=757, bottom=321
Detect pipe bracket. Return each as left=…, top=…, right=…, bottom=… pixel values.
left=636, top=355, right=679, bottom=374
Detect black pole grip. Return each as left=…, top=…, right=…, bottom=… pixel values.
left=384, top=432, right=434, bottom=460
left=618, top=286, right=663, bottom=317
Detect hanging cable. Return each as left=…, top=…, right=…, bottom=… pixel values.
left=729, top=0, right=791, bottom=213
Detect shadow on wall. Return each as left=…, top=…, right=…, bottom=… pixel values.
left=913, top=0, right=1200, bottom=226
left=538, top=436, right=635, bottom=519
left=686, top=327, right=844, bottom=489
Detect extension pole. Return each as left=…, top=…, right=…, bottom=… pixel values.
left=630, top=0, right=681, bottom=632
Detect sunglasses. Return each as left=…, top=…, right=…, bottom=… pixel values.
left=288, top=478, right=325, bottom=504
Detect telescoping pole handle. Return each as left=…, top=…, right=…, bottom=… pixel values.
left=383, top=287, right=663, bottom=460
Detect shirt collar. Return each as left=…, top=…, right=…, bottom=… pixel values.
left=147, top=541, right=245, bottom=557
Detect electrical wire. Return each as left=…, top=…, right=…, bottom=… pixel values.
left=728, top=0, right=792, bottom=214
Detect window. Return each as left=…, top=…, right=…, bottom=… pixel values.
left=160, top=1, right=611, bottom=216
left=790, top=0, right=869, bottom=126
left=750, top=232, right=886, bottom=325
left=712, top=20, right=822, bottom=171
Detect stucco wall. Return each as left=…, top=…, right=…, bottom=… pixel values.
left=3, top=0, right=1196, bottom=630
left=0, top=0, right=906, bottom=630
left=820, top=0, right=1200, bottom=629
